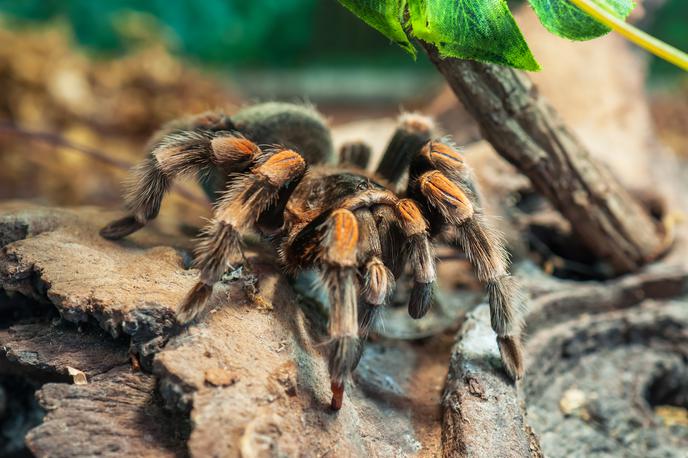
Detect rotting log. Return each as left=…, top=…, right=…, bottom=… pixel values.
left=27, top=367, right=186, bottom=457
left=0, top=319, right=185, bottom=457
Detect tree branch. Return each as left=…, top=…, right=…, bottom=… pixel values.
left=422, top=45, right=667, bottom=274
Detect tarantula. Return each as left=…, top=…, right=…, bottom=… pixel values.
left=101, top=102, right=525, bottom=410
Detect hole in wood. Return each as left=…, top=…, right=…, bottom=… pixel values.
left=645, top=364, right=688, bottom=410
left=513, top=188, right=668, bottom=281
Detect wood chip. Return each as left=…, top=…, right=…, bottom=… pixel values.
left=559, top=388, right=586, bottom=415
left=204, top=367, right=238, bottom=387
left=66, top=366, right=88, bottom=385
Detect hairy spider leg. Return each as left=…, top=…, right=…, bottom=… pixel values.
left=354, top=208, right=394, bottom=333
left=394, top=199, right=437, bottom=319
left=100, top=129, right=259, bottom=240
left=177, top=149, right=307, bottom=323
left=375, top=113, right=434, bottom=187
left=146, top=111, right=235, bottom=147
left=338, top=141, right=372, bottom=169
left=371, top=204, right=404, bottom=278
left=409, top=141, right=526, bottom=380
left=319, top=209, right=361, bottom=410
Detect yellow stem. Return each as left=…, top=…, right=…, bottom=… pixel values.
left=568, top=0, right=688, bottom=71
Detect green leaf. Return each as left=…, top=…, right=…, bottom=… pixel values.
left=408, top=0, right=540, bottom=71
left=337, top=0, right=416, bottom=57
left=529, top=0, right=635, bottom=41
left=336, top=0, right=539, bottom=70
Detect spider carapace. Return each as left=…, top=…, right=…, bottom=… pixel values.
left=101, top=102, right=525, bottom=410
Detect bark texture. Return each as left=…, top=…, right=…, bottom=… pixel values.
left=523, top=299, right=688, bottom=456
left=423, top=45, right=666, bottom=275
left=441, top=305, right=540, bottom=458
left=3, top=202, right=687, bottom=457
left=27, top=367, right=185, bottom=458
left=0, top=203, right=451, bottom=457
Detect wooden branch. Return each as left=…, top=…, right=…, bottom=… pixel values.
left=422, top=46, right=666, bottom=274
left=442, top=305, right=541, bottom=458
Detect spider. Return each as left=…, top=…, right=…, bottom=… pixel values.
left=100, top=102, right=525, bottom=410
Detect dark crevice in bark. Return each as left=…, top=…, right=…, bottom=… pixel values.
left=0, top=375, right=44, bottom=458
left=645, top=365, right=688, bottom=409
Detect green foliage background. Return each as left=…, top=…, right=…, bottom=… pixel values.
left=337, top=0, right=642, bottom=70
left=646, top=0, right=688, bottom=81
left=0, top=0, right=316, bottom=64
left=0, top=0, right=422, bottom=69
left=0, top=0, right=684, bottom=79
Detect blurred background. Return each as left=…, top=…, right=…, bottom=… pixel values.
left=0, top=0, right=686, bottom=232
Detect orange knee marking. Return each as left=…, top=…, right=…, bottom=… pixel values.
left=255, top=150, right=306, bottom=186
left=420, top=171, right=473, bottom=216
left=211, top=136, right=259, bottom=164
left=423, top=141, right=464, bottom=167
left=326, top=209, right=358, bottom=266
left=396, top=199, right=427, bottom=235
left=365, top=258, right=390, bottom=305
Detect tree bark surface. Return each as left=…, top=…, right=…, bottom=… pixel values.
left=0, top=203, right=450, bottom=457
